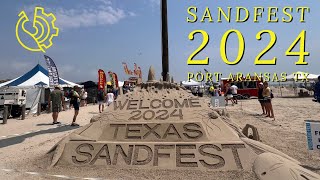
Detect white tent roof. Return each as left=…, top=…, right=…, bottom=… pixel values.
left=286, top=71, right=319, bottom=81
left=118, top=81, right=124, bottom=87
left=0, top=64, right=82, bottom=88
left=181, top=79, right=201, bottom=86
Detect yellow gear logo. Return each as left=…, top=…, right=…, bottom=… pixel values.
left=16, top=7, right=59, bottom=52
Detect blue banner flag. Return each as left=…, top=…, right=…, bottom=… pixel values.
left=44, top=55, right=59, bottom=86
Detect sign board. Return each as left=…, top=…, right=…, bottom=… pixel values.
left=305, top=120, right=320, bottom=150
left=4, top=100, right=14, bottom=105
left=211, top=96, right=226, bottom=108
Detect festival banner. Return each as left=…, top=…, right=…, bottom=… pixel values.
left=98, top=69, right=106, bottom=90
left=113, top=72, right=119, bottom=88
left=107, top=71, right=119, bottom=88
left=44, top=55, right=59, bottom=86
left=108, top=71, right=114, bottom=88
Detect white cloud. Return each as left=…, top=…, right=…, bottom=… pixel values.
left=149, top=0, right=160, bottom=6
left=24, top=1, right=134, bottom=30
left=128, top=12, right=137, bottom=17
left=54, top=4, right=127, bottom=29
left=58, top=64, right=75, bottom=76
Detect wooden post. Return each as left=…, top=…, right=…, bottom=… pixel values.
left=37, top=103, right=41, bottom=116
left=3, top=106, right=8, bottom=124
left=21, top=105, right=26, bottom=120
left=161, top=0, right=169, bottom=82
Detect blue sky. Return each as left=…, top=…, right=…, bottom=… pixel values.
left=0, top=0, right=319, bottom=83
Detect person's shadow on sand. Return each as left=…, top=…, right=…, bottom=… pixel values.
left=0, top=125, right=79, bottom=148
left=36, top=123, right=67, bottom=126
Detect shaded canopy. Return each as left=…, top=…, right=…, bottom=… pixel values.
left=286, top=71, right=319, bottom=81
left=0, top=64, right=82, bottom=88
left=181, top=79, right=201, bottom=86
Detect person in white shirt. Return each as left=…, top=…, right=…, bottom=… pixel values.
left=230, top=84, right=238, bottom=104
left=106, top=89, right=115, bottom=106
left=80, top=89, right=88, bottom=107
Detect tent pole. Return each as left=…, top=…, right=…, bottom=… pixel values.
left=279, top=81, right=282, bottom=97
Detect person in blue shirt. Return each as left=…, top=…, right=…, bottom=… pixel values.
left=314, top=76, right=320, bottom=102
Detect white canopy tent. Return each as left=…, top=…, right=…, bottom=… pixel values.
left=118, top=81, right=124, bottom=87
left=0, top=64, right=82, bottom=88
left=286, top=71, right=319, bottom=81
left=181, top=79, right=201, bottom=86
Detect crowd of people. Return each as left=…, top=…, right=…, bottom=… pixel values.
left=208, top=81, right=275, bottom=120
left=208, top=84, right=238, bottom=106
left=97, top=88, right=116, bottom=113
left=257, top=82, right=275, bottom=120
left=47, top=85, right=119, bottom=126
left=48, top=86, right=83, bottom=126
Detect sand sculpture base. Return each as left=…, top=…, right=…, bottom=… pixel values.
left=48, top=82, right=320, bottom=179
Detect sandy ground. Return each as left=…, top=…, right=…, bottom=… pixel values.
left=227, top=97, right=320, bottom=173
left=0, top=98, right=320, bottom=180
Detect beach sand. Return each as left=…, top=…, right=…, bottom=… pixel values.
left=0, top=97, right=320, bottom=180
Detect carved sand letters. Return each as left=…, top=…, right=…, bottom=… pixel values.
left=107, top=123, right=205, bottom=141
left=71, top=143, right=245, bottom=170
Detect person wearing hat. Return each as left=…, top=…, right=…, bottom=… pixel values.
left=48, top=85, right=65, bottom=125
left=258, top=82, right=266, bottom=115
left=209, top=85, right=215, bottom=96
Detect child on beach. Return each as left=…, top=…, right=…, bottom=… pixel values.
left=106, top=89, right=115, bottom=106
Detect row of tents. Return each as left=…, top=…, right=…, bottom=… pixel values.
left=0, top=64, right=81, bottom=88
left=1, top=65, right=318, bottom=88
left=0, top=64, right=125, bottom=116
left=0, top=64, right=125, bottom=88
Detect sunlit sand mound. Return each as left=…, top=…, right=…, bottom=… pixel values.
left=48, top=67, right=320, bottom=180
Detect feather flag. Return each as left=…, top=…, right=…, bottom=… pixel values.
left=108, top=71, right=119, bottom=88
left=44, top=55, right=59, bottom=86
left=98, top=69, right=106, bottom=90
left=113, top=72, right=119, bottom=88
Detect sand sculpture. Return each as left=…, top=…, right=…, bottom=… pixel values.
left=48, top=67, right=320, bottom=179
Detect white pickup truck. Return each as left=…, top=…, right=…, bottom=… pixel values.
left=0, top=88, right=27, bottom=118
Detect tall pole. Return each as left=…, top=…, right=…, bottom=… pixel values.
left=161, top=0, right=169, bottom=82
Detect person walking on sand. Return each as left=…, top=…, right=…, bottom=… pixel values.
left=48, top=86, right=65, bottom=125
left=262, top=81, right=275, bottom=120
left=97, top=89, right=106, bottom=113
left=258, top=82, right=266, bottom=115
left=80, top=88, right=88, bottom=107
left=225, top=84, right=235, bottom=106
left=70, top=86, right=81, bottom=126
left=106, top=89, right=115, bottom=106
left=231, top=84, right=238, bottom=104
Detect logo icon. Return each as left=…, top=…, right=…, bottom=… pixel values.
left=16, top=7, right=59, bottom=52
